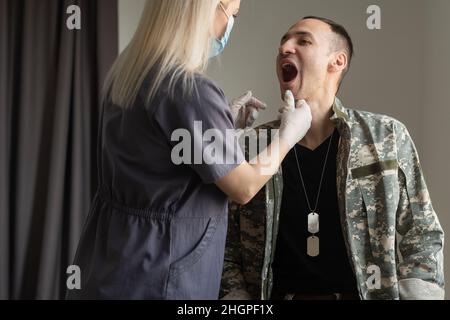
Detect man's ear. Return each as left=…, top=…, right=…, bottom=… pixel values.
left=328, top=51, right=348, bottom=73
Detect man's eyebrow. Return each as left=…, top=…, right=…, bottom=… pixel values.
left=280, top=31, right=315, bottom=43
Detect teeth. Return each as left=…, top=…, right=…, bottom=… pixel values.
left=282, top=63, right=295, bottom=70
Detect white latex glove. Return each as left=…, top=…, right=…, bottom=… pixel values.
left=278, top=90, right=312, bottom=148
left=230, top=91, right=267, bottom=129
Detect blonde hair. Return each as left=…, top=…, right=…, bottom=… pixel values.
left=104, top=0, right=220, bottom=108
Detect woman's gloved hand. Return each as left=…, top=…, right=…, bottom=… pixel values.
left=278, top=90, right=312, bottom=148
left=230, top=91, right=267, bottom=129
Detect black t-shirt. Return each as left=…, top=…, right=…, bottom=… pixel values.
left=272, top=129, right=359, bottom=295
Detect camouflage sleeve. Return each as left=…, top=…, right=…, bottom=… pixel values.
left=220, top=202, right=252, bottom=300
left=394, top=121, right=445, bottom=300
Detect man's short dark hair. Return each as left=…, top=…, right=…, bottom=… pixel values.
left=302, top=16, right=354, bottom=82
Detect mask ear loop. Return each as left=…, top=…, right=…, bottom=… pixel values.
left=219, top=2, right=231, bottom=20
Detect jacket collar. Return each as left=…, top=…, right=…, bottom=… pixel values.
left=330, top=97, right=349, bottom=123
left=256, top=97, right=350, bottom=131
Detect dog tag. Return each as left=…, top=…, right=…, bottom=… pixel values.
left=308, top=212, right=319, bottom=234
left=307, top=236, right=319, bottom=257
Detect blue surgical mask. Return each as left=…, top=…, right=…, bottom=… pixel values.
left=210, top=3, right=235, bottom=58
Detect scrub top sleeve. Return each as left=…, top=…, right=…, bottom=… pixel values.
left=153, top=76, right=245, bottom=184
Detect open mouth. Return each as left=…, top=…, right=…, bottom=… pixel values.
left=281, top=63, right=299, bottom=83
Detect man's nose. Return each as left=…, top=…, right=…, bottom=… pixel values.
left=279, top=41, right=296, bottom=56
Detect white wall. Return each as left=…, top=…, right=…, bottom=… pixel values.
left=118, top=0, right=146, bottom=53
left=118, top=0, right=449, bottom=298
left=423, top=0, right=450, bottom=296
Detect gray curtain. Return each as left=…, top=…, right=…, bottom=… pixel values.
left=0, top=0, right=118, bottom=299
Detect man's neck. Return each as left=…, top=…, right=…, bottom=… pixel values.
left=298, top=94, right=336, bottom=151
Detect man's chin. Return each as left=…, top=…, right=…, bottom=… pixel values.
left=280, top=82, right=300, bottom=99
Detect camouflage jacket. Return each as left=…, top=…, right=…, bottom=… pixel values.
left=220, top=98, right=445, bottom=300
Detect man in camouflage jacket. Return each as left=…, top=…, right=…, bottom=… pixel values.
left=220, top=17, right=445, bottom=300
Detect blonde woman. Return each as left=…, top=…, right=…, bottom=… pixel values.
left=67, top=0, right=312, bottom=300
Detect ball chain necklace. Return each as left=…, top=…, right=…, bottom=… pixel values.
left=293, top=130, right=335, bottom=257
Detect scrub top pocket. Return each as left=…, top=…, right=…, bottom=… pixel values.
left=166, top=216, right=227, bottom=300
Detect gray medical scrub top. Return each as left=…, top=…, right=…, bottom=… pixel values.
left=67, top=70, right=244, bottom=300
